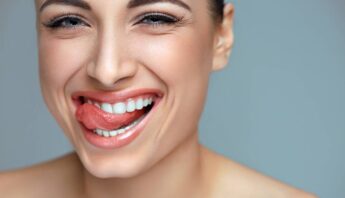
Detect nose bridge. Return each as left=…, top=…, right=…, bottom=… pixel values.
left=87, top=23, right=135, bottom=87
left=98, top=26, right=121, bottom=75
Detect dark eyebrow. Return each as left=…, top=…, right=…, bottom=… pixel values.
left=127, top=0, right=191, bottom=11
left=39, top=0, right=91, bottom=12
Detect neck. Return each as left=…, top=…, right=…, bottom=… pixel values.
left=81, top=132, right=206, bottom=198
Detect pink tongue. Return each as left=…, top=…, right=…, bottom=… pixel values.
left=76, top=103, right=145, bottom=131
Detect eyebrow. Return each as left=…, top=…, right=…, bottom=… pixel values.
left=127, top=0, right=191, bottom=11
left=39, top=0, right=91, bottom=12
left=39, top=0, right=191, bottom=13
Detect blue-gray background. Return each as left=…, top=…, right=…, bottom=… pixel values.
left=1, top=0, right=344, bottom=197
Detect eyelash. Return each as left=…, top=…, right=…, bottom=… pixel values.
left=134, top=12, right=182, bottom=27
left=43, top=12, right=182, bottom=29
left=43, top=14, right=89, bottom=29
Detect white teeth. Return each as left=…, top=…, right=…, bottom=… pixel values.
left=118, top=128, right=126, bottom=134
left=126, top=100, right=136, bottom=112
left=96, top=129, right=103, bottom=136
left=101, top=103, right=113, bottom=113
left=113, top=102, right=126, bottom=114
left=87, top=96, right=154, bottom=114
left=136, top=98, right=144, bottom=110
left=109, top=130, right=118, bottom=137
left=103, top=131, right=110, bottom=137
left=124, top=125, right=132, bottom=131
left=143, top=99, right=149, bottom=107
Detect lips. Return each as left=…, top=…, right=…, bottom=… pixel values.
left=72, top=88, right=163, bottom=149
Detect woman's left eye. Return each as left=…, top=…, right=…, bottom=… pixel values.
left=135, top=13, right=180, bottom=26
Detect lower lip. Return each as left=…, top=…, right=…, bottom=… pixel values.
left=80, top=99, right=160, bottom=150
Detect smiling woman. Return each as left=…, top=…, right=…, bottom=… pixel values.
left=0, top=0, right=316, bottom=197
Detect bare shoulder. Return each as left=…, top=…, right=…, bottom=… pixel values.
left=0, top=152, right=83, bottom=198
left=201, top=148, right=317, bottom=198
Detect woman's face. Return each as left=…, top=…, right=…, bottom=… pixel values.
left=36, top=0, right=231, bottom=178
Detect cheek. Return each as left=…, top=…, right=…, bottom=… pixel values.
left=38, top=35, right=95, bottom=130
left=39, top=36, right=94, bottom=92
left=133, top=31, right=214, bottom=88
left=131, top=28, right=215, bottom=145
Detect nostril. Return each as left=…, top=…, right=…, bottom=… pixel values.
left=87, top=59, right=139, bottom=88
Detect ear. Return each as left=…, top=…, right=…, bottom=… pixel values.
left=212, top=3, right=235, bottom=71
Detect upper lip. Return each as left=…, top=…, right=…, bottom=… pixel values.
left=72, top=88, right=163, bottom=103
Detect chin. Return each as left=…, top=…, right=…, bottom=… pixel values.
left=78, top=150, right=153, bottom=179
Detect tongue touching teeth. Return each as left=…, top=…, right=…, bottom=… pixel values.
left=93, top=114, right=145, bottom=138
left=86, top=97, right=153, bottom=115
left=80, top=96, right=154, bottom=138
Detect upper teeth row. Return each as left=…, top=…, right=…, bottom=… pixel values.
left=87, top=97, right=153, bottom=115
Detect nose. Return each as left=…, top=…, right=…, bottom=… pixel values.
left=87, top=29, right=138, bottom=88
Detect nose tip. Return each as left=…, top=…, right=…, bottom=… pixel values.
left=87, top=36, right=138, bottom=87
left=87, top=60, right=138, bottom=87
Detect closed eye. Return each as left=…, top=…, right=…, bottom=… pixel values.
left=134, top=12, right=181, bottom=27
left=43, top=14, right=90, bottom=29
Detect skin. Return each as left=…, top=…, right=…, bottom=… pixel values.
left=0, top=0, right=316, bottom=197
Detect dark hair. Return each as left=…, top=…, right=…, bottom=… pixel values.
left=210, top=0, right=225, bottom=22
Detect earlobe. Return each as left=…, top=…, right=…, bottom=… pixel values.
left=212, top=3, right=235, bottom=71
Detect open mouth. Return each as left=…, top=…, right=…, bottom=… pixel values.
left=77, top=95, right=156, bottom=138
